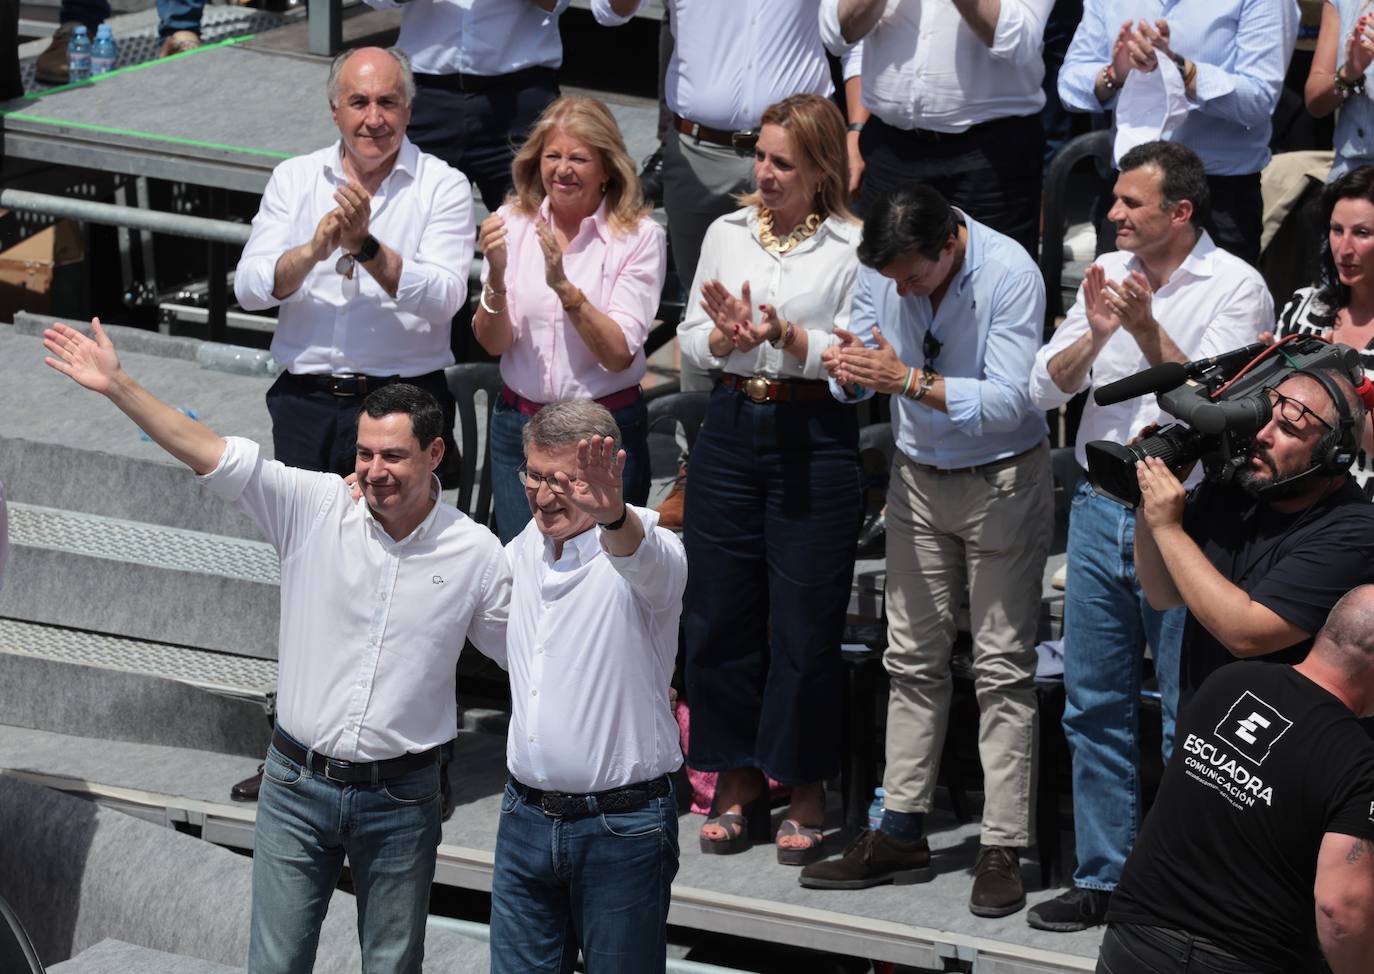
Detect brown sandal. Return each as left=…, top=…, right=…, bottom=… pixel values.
left=775, top=819, right=825, bottom=866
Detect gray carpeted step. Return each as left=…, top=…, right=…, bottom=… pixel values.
left=0, top=501, right=280, bottom=657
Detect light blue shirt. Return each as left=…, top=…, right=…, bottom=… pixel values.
left=1059, top=0, right=1298, bottom=175
left=835, top=214, right=1048, bottom=469
left=1331, top=0, right=1374, bottom=181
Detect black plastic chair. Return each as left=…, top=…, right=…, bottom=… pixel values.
left=0, top=895, right=46, bottom=974
left=1040, top=129, right=1113, bottom=333
left=444, top=362, right=503, bottom=528
left=645, top=390, right=709, bottom=480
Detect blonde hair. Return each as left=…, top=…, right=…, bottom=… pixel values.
left=737, top=94, right=857, bottom=224
left=508, top=96, right=646, bottom=235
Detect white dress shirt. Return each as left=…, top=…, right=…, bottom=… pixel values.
left=820, top=0, right=1050, bottom=132
left=1028, top=231, right=1273, bottom=470
left=198, top=437, right=511, bottom=761
left=663, top=0, right=860, bottom=131
left=359, top=0, right=571, bottom=76
left=677, top=208, right=861, bottom=381
left=503, top=508, right=687, bottom=793
left=235, top=138, right=474, bottom=377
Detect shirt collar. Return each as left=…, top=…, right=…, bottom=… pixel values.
left=1123, top=228, right=1219, bottom=283
left=952, top=208, right=981, bottom=284
left=543, top=520, right=604, bottom=567
left=323, top=136, right=417, bottom=187
left=537, top=196, right=609, bottom=244
left=737, top=206, right=858, bottom=253
left=359, top=472, right=444, bottom=545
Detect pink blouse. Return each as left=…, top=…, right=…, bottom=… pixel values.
left=483, top=198, right=667, bottom=402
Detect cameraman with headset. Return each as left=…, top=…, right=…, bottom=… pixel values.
left=1135, top=365, right=1374, bottom=703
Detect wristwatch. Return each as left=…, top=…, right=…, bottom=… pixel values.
left=353, top=234, right=381, bottom=263
left=598, top=504, right=629, bottom=531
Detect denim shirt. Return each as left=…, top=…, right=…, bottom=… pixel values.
left=834, top=214, right=1048, bottom=470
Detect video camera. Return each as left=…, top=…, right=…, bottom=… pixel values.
left=1084, top=336, right=1364, bottom=508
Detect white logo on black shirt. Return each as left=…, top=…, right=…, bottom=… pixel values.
left=1215, top=692, right=1293, bottom=766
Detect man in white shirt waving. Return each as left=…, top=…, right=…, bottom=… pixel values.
left=1026, top=140, right=1270, bottom=932
left=234, top=46, right=473, bottom=486
left=492, top=399, right=687, bottom=973
left=42, top=318, right=511, bottom=974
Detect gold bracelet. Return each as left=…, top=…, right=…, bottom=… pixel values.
left=768, top=318, right=791, bottom=350
left=479, top=284, right=506, bottom=316
left=561, top=287, right=587, bottom=313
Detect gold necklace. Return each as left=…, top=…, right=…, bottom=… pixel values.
left=758, top=208, right=822, bottom=254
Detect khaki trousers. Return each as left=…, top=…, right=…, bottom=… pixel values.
left=881, top=442, right=1053, bottom=846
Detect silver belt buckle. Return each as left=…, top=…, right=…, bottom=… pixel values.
left=324, top=759, right=352, bottom=783
left=743, top=376, right=770, bottom=403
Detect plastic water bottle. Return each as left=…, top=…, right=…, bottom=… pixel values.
left=67, top=25, right=91, bottom=83
left=867, top=787, right=885, bottom=831
left=90, top=24, right=117, bottom=76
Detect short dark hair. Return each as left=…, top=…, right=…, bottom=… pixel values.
left=1117, top=141, right=1211, bottom=227
left=359, top=383, right=443, bottom=447
left=857, top=183, right=959, bottom=270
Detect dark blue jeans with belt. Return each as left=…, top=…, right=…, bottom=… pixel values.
left=682, top=382, right=862, bottom=784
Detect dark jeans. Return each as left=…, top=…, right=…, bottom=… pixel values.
left=682, top=383, right=863, bottom=783
left=854, top=113, right=1044, bottom=258
left=1094, top=172, right=1263, bottom=266
left=60, top=0, right=107, bottom=31
left=265, top=370, right=458, bottom=482
left=407, top=72, right=559, bottom=212
left=488, top=393, right=652, bottom=544
left=489, top=778, right=680, bottom=974
left=1098, top=923, right=1263, bottom=974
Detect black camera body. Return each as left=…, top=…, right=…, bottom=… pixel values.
left=1084, top=337, right=1362, bottom=508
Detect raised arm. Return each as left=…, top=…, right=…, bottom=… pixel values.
left=43, top=319, right=227, bottom=475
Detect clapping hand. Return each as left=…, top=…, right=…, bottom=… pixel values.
left=534, top=218, right=569, bottom=290
left=701, top=280, right=768, bottom=352
left=1346, top=13, right=1374, bottom=79
left=479, top=213, right=509, bottom=281
left=333, top=181, right=373, bottom=255
left=1122, top=18, right=1159, bottom=72
left=309, top=209, right=343, bottom=262
left=830, top=326, right=908, bottom=394
left=44, top=317, right=121, bottom=395
left=1085, top=266, right=1155, bottom=338
left=821, top=326, right=864, bottom=379
left=552, top=435, right=627, bottom=524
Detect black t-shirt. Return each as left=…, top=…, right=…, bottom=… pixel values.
left=1179, top=478, right=1374, bottom=700
left=1109, top=663, right=1374, bottom=974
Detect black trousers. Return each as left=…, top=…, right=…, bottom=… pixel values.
left=265, top=369, right=458, bottom=484
left=406, top=70, right=559, bottom=212
left=854, top=113, right=1045, bottom=258
left=1094, top=171, right=1263, bottom=266
left=1097, top=923, right=1263, bottom=974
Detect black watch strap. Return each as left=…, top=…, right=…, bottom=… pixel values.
left=598, top=504, right=629, bottom=531
left=353, top=234, right=381, bottom=263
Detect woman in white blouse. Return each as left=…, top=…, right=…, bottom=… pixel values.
left=677, top=94, right=863, bottom=866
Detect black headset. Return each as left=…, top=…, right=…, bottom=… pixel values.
left=1296, top=369, right=1359, bottom=475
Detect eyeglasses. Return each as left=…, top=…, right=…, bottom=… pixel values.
left=516, top=463, right=565, bottom=493
left=1264, top=387, right=1333, bottom=431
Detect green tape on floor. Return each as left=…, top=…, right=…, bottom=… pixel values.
left=19, top=34, right=256, bottom=99
left=0, top=110, right=293, bottom=159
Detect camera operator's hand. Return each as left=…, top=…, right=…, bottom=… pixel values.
left=1136, top=456, right=1187, bottom=528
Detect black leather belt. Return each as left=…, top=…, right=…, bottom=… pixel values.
left=415, top=65, right=557, bottom=93
left=511, top=774, right=671, bottom=817
left=271, top=729, right=438, bottom=786
left=285, top=370, right=441, bottom=398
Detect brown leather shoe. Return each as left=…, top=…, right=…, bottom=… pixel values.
left=158, top=30, right=201, bottom=58
left=654, top=462, right=687, bottom=531
left=230, top=764, right=265, bottom=802
left=797, top=829, right=934, bottom=890
left=35, top=22, right=83, bottom=86
left=969, top=845, right=1025, bottom=917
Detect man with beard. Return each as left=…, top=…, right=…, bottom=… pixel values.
left=1134, top=367, right=1374, bottom=703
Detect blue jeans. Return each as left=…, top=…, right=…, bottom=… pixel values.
left=1062, top=482, right=1184, bottom=891
left=248, top=731, right=442, bottom=974
left=489, top=394, right=652, bottom=545
left=489, top=779, right=680, bottom=974
left=156, top=0, right=205, bottom=37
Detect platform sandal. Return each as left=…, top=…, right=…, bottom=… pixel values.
left=699, top=795, right=771, bottom=855
left=775, top=819, right=826, bottom=866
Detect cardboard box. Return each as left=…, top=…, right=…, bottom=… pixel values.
left=0, top=220, right=84, bottom=322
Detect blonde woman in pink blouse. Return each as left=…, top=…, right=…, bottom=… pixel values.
left=473, top=95, right=667, bottom=542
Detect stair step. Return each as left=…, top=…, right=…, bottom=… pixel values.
left=8, top=502, right=279, bottom=584
left=0, top=617, right=275, bottom=700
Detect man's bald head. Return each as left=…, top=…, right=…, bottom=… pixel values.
left=327, top=46, right=415, bottom=110
left=1313, top=585, right=1374, bottom=677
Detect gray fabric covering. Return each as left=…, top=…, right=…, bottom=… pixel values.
left=0, top=656, right=270, bottom=757
left=0, top=777, right=491, bottom=972
left=50, top=939, right=243, bottom=973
